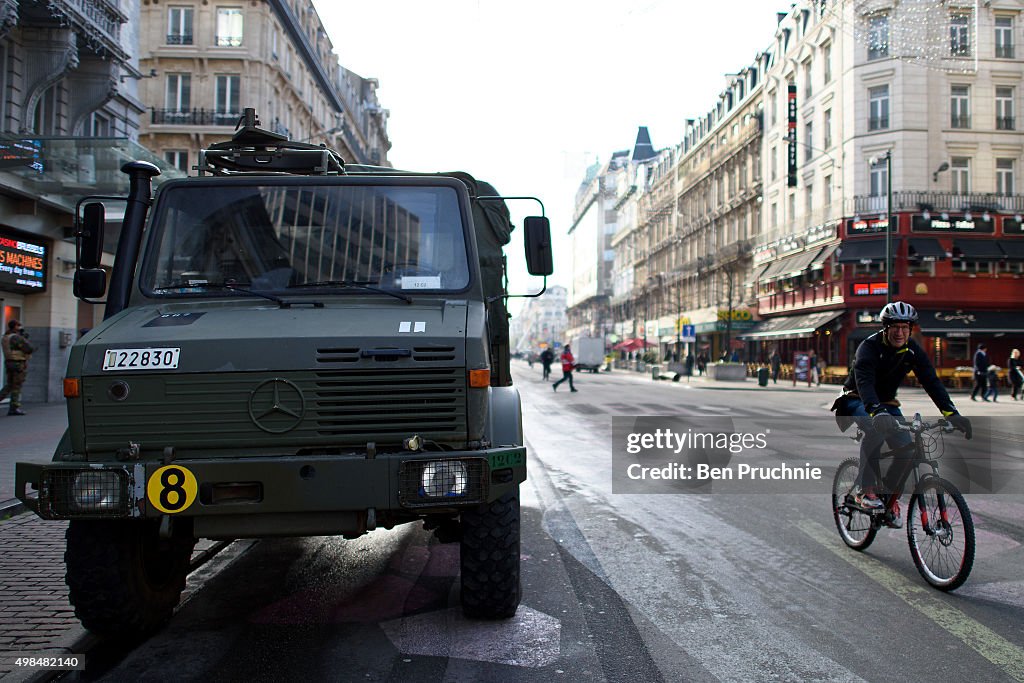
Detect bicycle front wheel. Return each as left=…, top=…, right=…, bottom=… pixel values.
left=907, top=478, right=975, bottom=591
left=832, top=457, right=877, bottom=551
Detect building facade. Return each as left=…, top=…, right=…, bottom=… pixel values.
left=510, top=285, right=568, bottom=356
left=0, top=0, right=182, bottom=405
left=744, top=0, right=1024, bottom=371
left=138, top=0, right=390, bottom=172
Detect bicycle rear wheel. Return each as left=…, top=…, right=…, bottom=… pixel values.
left=832, top=457, right=877, bottom=550
left=907, top=477, right=975, bottom=591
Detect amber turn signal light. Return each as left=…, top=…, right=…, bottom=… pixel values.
left=468, top=368, right=490, bottom=388
left=63, top=378, right=81, bottom=398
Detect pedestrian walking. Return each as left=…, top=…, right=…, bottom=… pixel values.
left=0, top=319, right=34, bottom=415
left=983, top=364, right=1000, bottom=402
left=552, top=344, right=578, bottom=392
left=809, top=349, right=820, bottom=386
left=685, top=352, right=695, bottom=377
left=1009, top=348, right=1023, bottom=401
left=697, top=352, right=707, bottom=376
left=540, top=347, right=555, bottom=381
left=769, top=348, right=782, bottom=384
left=971, top=343, right=989, bottom=401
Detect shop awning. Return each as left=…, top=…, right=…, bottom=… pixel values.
left=918, top=310, right=1024, bottom=335
left=999, top=240, right=1024, bottom=261
left=907, top=238, right=947, bottom=261
left=759, top=248, right=821, bottom=280
left=808, top=243, right=839, bottom=270
left=738, top=310, right=844, bottom=340
left=747, top=262, right=772, bottom=285
left=836, top=238, right=901, bottom=263
left=953, top=239, right=1004, bottom=261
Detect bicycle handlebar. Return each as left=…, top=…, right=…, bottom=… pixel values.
left=894, top=414, right=958, bottom=436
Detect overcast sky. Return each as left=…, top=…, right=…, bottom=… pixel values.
left=311, top=1, right=785, bottom=299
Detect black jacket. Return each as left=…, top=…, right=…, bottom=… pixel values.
left=843, top=332, right=956, bottom=414
left=974, top=348, right=989, bottom=375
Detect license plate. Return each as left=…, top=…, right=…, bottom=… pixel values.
left=102, top=348, right=180, bottom=371
left=488, top=449, right=525, bottom=470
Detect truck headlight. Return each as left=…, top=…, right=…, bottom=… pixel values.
left=71, top=471, right=123, bottom=512
left=421, top=460, right=468, bottom=498
left=398, top=458, right=487, bottom=507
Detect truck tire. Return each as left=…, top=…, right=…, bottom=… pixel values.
left=459, top=490, right=521, bottom=619
left=65, top=520, right=195, bottom=636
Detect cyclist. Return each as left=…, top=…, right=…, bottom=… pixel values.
left=839, top=301, right=972, bottom=527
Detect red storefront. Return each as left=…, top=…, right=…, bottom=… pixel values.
left=744, top=209, right=1024, bottom=374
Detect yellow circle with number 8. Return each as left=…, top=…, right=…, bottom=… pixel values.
left=147, top=465, right=198, bottom=514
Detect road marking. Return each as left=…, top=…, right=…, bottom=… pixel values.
left=798, top=520, right=1024, bottom=682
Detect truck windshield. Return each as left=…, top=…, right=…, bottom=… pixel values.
left=140, top=182, right=471, bottom=296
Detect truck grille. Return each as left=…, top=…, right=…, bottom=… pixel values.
left=82, top=367, right=467, bottom=452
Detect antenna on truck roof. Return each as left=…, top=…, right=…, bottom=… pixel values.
left=196, top=107, right=346, bottom=176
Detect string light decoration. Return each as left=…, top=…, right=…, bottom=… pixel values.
left=820, top=0, right=980, bottom=74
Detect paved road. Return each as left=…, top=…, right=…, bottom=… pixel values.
left=1, top=370, right=1022, bottom=681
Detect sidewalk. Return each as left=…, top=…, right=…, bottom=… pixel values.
left=0, top=402, right=68, bottom=504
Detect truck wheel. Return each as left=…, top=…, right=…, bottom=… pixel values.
left=65, top=520, right=196, bottom=636
left=460, top=490, right=521, bottom=619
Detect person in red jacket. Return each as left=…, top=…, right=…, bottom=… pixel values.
left=552, top=345, right=578, bottom=392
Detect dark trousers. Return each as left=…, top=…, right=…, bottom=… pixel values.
left=0, top=360, right=27, bottom=408
left=771, top=366, right=780, bottom=384
left=846, top=398, right=912, bottom=493
left=553, top=370, right=575, bottom=391
left=1012, top=377, right=1023, bottom=399
left=542, top=363, right=552, bottom=380
left=971, top=374, right=988, bottom=400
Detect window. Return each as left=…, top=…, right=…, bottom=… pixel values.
left=271, top=25, right=278, bottom=59
left=870, top=158, right=888, bottom=197
left=167, top=7, right=193, bottom=45
left=788, top=193, right=796, bottom=224
left=951, top=157, right=970, bottom=193
left=805, top=182, right=813, bottom=216
left=165, top=73, right=190, bottom=111
left=823, top=43, right=832, bottom=83
left=769, top=90, right=777, bottom=127
left=91, top=112, right=110, bottom=137
left=950, top=13, right=970, bottom=56
left=950, top=85, right=970, bottom=128
left=997, top=158, right=1015, bottom=196
left=805, top=121, right=814, bottom=161
left=995, top=16, right=1014, bottom=59
left=32, top=83, right=59, bottom=134
left=867, top=14, right=889, bottom=60
left=824, top=174, right=832, bottom=209
left=164, top=150, right=188, bottom=172
left=770, top=145, right=777, bottom=180
left=869, top=85, right=889, bottom=130
left=771, top=202, right=778, bottom=228
left=823, top=108, right=832, bottom=149
left=216, top=7, right=243, bottom=47
left=803, top=59, right=812, bottom=98
left=996, top=86, right=1014, bottom=130
left=215, top=74, right=240, bottom=124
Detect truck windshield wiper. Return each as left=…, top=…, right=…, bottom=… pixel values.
left=288, top=280, right=412, bottom=304
left=151, top=282, right=311, bottom=308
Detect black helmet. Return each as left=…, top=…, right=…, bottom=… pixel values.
left=880, top=301, right=918, bottom=325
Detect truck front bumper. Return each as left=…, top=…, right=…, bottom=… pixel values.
left=15, top=447, right=526, bottom=522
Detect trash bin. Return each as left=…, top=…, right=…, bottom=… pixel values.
left=651, top=364, right=661, bottom=380
left=757, top=367, right=770, bottom=387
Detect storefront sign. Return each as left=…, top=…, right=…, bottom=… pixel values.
left=787, top=84, right=797, bottom=188
left=851, top=282, right=888, bottom=296
left=933, top=310, right=976, bottom=326
left=911, top=214, right=994, bottom=233
left=0, top=230, right=47, bottom=293
left=847, top=216, right=893, bottom=235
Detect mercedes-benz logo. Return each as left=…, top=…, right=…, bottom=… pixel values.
left=248, top=378, right=306, bottom=433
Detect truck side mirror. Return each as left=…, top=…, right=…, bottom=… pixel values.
left=80, top=202, right=105, bottom=270
left=74, top=269, right=107, bottom=299
left=523, top=216, right=553, bottom=276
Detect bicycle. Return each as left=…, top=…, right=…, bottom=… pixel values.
left=831, top=413, right=975, bottom=591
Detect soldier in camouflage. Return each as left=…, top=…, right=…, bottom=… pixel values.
left=1, top=319, right=34, bottom=415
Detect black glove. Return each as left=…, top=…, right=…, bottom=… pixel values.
left=872, top=412, right=897, bottom=435
left=947, top=413, right=973, bottom=440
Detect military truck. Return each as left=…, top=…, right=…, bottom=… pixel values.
left=15, top=110, right=552, bottom=636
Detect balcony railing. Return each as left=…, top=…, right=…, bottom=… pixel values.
left=166, top=33, right=193, bottom=45
left=151, top=109, right=241, bottom=126
left=996, top=116, right=1015, bottom=131
left=951, top=115, right=971, bottom=129
left=996, top=44, right=1015, bottom=59
left=868, top=116, right=889, bottom=131
left=0, top=136, right=185, bottom=212
left=850, top=190, right=1024, bottom=214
